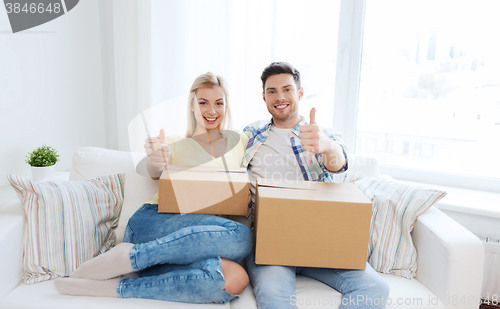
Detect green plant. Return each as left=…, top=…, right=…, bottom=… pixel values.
left=25, top=145, right=60, bottom=167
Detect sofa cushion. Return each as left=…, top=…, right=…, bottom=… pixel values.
left=354, top=177, right=447, bottom=279
left=380, top=274, right=445, bottom=309
left=1, top=275, right=444, bottom=309
left=7, top=174, right=125, bottom=284
left=231, top=274, right=445, bottom=309
left=69, top=147, right=159, bottom=243
left=0, top=280, right=230, bottom=309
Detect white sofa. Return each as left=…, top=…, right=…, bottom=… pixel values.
left=0, top=147, right=485, bottom=309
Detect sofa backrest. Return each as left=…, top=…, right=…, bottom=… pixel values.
left=343, top=155, right=380, bottom=178
left=70, top=147, right=158, bottom=243
left=70, top=147, right=380, bottom=243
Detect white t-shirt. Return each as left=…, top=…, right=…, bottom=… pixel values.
left=248, top=125, right=303, bottom=203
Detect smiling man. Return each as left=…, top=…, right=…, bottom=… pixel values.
left=242, top=62, right=389, bottom=309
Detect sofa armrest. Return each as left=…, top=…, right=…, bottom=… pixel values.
left=412, top=206, right=485, bottom=309
left=0, top=199, right=25, bottom=299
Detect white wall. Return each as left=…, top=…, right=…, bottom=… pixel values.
left=0, top=0, right=105, bottom=187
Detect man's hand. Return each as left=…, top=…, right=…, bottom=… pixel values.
left=299, top=108, right=333, bottom=154
left=299, top=108, right=346, bottom=172
left=144, top=129, right=172, bottom=177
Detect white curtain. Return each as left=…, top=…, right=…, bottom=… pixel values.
left=148, top=0, right=340, bottom=135
left=98, top=0, right=152, bottom=151
left=99, top=0, right=340, bottom=152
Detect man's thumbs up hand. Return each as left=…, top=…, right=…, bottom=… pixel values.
left=309, top=107, right=317, bottom=125
left=299, top=107, right=330, bottom=154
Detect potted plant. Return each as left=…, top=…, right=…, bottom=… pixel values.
left=25, top=145, right=60, bottom=181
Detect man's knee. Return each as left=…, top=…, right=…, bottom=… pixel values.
left=373, top=277, right=390, bottom=299
left=358, top=274, right=390, bottom=301
left=238, top=225, right=253, bottom=258
left=220, top=259, right=249, bottom=295
left=227, top=223, right=253, bottom=261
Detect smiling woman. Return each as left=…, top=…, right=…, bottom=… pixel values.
left=186, top=72, right=231, bottom=139
left=190, top=86, right=228, bottom=159
left=55, top=72, right=253, bottom=304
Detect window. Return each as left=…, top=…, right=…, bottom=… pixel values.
left=352, top=0, right=500, bottom=191
left=149, top=0, right=499, bottom=192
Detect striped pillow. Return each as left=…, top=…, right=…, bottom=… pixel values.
left=354, top=177, right=446, bottom=278
left=7, top=174, right=125, bottom=284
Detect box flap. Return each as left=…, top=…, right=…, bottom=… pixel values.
left=257, top=178, right=356, bottom=192
left=256, top=178, right=371, bottom=204
left=258, top=186, right=371, bottom=204
left=161, top=165, right=248, bottom=183
left=158, top=164, right=250, bottom=216
left=165, top=164, right=246, bottom=174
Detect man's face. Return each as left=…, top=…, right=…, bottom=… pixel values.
left=263, top=73, right=304, bottom=128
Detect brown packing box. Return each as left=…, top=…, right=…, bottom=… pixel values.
left=158, top=165, right=249, bottom=216
left=254, top=178, right=372, bottom=269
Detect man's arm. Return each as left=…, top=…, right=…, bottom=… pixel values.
left=320, top=139, right=347, bottom=173
left=299, top=108, right=347, bottom=173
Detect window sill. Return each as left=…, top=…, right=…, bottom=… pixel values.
left=392, top=178, right=500, bottom=219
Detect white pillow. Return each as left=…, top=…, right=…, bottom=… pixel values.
left=8, top=174, right=124, bottom=284
left=354, top=177, right=447, bottom=278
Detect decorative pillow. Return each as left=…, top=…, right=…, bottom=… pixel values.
left=7, top=174, right=125, bottom=284
left=69, top=147, right=159, bottom=243
left=353, top=177, right=447, bottom=279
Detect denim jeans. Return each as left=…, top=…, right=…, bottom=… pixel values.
left=117, top=203, right=253, bottom=303
left=246, top=252, right=390, bottom=309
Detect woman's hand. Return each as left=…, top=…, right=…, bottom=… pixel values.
left=144, top=129, right=171, bottom=177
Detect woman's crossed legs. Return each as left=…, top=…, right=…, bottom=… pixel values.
left=55, top=204, right=252, bottom=303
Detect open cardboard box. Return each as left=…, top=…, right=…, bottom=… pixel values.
left=254, top=178, right=372, bottom=269
left=158, top=164, right=249, bottom=216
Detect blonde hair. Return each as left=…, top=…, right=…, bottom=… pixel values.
left=185, top=72, right=231, bottom=138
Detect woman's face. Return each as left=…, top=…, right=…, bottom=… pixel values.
left=192, top=86, right=226, bottom=132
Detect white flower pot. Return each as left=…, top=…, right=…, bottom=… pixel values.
left=31, top=165, right=56, bottom=182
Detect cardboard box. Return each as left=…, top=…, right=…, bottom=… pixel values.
left=254, top=178, right=372, bottom=269
left=158, top=165, right=249, bottom=216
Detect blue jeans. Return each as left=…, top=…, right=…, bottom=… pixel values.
left=246, top=252, right=390, bottom=309
left=118, top=203, right=253, bottom=303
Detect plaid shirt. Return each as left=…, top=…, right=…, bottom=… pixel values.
left=242, top=117, right=348, bottom=182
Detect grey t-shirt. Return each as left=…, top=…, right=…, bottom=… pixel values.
left=248, top=125, right=303, bottom=204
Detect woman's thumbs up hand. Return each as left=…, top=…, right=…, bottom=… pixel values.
left=144, top=129, right=172, bottom=168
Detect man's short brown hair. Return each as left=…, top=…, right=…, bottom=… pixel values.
left=261, top=62, right=301, bottom=91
